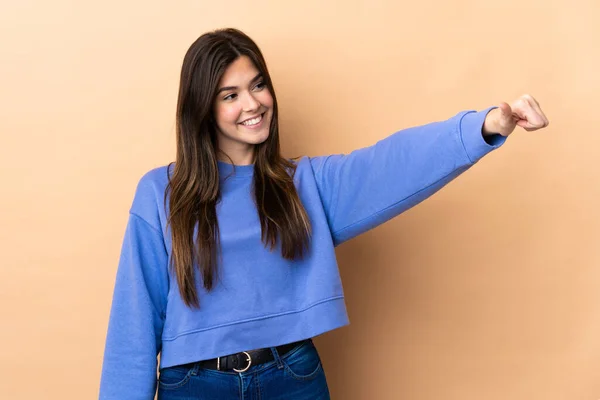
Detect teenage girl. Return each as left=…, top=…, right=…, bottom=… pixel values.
left=99, top=28, right=549, bottom=400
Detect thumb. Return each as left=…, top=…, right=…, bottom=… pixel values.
left=497, top=102, right=513, bottom=122
left=484, top=101, right=517, bottom=137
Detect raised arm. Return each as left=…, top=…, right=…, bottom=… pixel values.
left=310, top=95, right=548, bottom=246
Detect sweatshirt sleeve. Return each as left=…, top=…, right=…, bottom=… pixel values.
left=310, top=108, right=506, bottom=246
left=99, top=200, right=169, bottom=398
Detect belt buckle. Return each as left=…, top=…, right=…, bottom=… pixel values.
left=232, top=351, right=252, bottom=373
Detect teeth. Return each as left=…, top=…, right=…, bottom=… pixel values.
left=241, top=114, right=262, bottom=126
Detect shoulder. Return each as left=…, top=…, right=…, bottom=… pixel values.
left=293, top=154, right=345, bottom=178
left=137, top=163, right=173, bottom=189
left=285, top=156, right=315, bottom=179
left=134, top=164, right=173, bottom=195
left=289, top=155, right=328, bottom=172
left=129, top=163, right=173, bottom=223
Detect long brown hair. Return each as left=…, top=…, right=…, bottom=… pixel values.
left=165, top=28, right=311, bottom=308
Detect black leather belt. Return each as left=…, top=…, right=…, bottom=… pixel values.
left=183, top=339, right=308, bottom=373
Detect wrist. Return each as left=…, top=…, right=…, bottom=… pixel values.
left=482, top=108, right=500, bottom=136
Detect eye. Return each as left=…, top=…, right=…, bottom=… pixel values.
left=254, top=81, right=266, bottom=90
left=223, top=93, right=237, bottom=101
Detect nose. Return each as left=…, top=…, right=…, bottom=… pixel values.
left=241, top=91, right=260, bottom=112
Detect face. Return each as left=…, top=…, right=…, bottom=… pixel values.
left=213, top=55, right=273, bottom=165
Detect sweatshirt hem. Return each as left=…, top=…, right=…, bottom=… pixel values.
left=159, top=296, right=349, bottom=369
left=163, top=295, right=344, bottom=341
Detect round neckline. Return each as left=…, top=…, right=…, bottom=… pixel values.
left=217, top=160, right=254, bottom=178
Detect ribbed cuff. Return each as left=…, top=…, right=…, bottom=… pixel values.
left=459, top=106, right=507, bottom=164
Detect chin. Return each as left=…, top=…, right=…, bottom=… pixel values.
left=250, top=132, right=270, bottom=145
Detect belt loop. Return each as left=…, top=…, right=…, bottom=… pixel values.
left=191, top=363, right=200, bottom=376
left=270, top=346, right=284, bottom=369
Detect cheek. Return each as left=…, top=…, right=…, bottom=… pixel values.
left=259, top=90, right=274, bottom=109
left=215, top=104, right=241, bottom=127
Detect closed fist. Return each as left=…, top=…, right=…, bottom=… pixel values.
left=483, top=94, right=549, bottom=137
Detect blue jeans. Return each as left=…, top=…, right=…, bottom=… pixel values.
left=157, top=339, right=330, bottom=399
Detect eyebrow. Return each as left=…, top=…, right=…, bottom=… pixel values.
left=217, top=73, right=263, bottom=94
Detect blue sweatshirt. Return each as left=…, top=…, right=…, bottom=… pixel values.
left=99, top=108, right=505, bottom=399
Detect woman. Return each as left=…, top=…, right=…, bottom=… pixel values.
left=99, top=28, right=549, bottom=399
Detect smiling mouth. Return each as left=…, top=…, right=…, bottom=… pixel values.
left=239, top=112, right=265, bottom=127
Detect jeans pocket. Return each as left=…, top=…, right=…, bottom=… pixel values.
left=158, top=366, right=193, bottom=390
left=281, top=340, right=323, bottom=381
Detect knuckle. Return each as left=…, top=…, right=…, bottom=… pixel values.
left=518, top=98, right=529, bottom=108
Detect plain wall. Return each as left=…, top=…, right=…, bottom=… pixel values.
left=1, top=0, right=599, bottom=399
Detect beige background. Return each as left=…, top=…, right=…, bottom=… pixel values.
left=1, top=0, right=599, bottom=399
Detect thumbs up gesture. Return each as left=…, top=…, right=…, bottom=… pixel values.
left=483, top=94, right=549, bottom=137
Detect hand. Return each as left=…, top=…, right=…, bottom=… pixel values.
left=483, top=94, right=549, bottom=137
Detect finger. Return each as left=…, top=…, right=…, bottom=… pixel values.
left=512, top=97, right=546, bottom=130
left=526, top=96, right=550, bottom=126
left=516, top=111, right=545, bottom=130
left=520, top=124, right=540, bottom=132
left=523, top=94, right=549, bottom=126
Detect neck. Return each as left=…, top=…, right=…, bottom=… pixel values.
left=217, top=149, right=254, bottom=166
